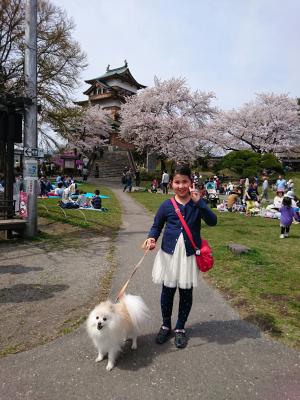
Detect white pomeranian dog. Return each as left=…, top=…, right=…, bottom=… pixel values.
left=86, top=294, right=149, bottom=371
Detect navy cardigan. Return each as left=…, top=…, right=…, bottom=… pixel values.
left=148, top=198, right=217, bottom=256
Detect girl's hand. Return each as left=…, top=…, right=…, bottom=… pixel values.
left=142, top=238, right=156, bottom=250
left=190, top=183, right=201, bottom=203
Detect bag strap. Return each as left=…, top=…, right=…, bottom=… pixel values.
left=170, top=197, right=198, bottom=252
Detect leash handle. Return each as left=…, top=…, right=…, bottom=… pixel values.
left=115, top=247, right=150, bottom=302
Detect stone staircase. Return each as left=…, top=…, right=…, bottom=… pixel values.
left=89, top=148, right=135, bottom=179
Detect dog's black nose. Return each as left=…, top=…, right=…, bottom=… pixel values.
left=97, top=322, right=103, bottom=330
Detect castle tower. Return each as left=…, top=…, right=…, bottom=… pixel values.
left=77, top=61, right=146, bottom=148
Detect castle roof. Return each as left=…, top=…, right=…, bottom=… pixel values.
left=84, top=62, right=146, bottom=91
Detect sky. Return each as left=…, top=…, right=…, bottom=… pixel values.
left=52, top=0, right=300, bottom=110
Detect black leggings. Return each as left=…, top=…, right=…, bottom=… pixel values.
left=281, top=226, right=290, bottom=234
left=160, top=284, right=193, bottom=330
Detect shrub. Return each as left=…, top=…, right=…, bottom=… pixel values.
left=215, top=150, right=283, bottom=177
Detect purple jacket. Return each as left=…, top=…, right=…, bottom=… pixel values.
left=280, top=206, right=294, bottom=226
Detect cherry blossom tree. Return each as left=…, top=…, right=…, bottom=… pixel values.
left=56, top=105, right=111, bottom=157
left=119, top=77, right=217, bottom=162
left=204, top=93, right=300, bottom=155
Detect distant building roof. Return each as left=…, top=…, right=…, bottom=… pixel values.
left=84, top=61, right=146, bottom=90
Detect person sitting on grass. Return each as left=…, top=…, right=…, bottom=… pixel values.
left=245, top=181, right=260, bottom=216
left=91, top=189, right=102, bottom=209
left=54, top=181, right=64, bottom=197
left=151, top=178, right=158, bottom=193
left=76, top=190, right=90, bottom=207
left=48, top=181, right=64, bottom=197
left=59, top=183, right=79, bottom=209
left=61, top=183, right=77, bottom=203
left=266, top=190, right=284, bottom=211
left=227, top=187, right=241, bottom=212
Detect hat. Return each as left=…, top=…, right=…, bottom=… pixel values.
left=285, top=191, right=294, bottom=199
left=288, top=179, right=293, bottom=183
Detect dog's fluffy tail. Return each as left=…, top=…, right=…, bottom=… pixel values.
left=121, top=294, right=149, bottom=332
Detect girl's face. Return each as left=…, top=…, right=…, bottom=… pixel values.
left=172, top=174, right=192, bottom=199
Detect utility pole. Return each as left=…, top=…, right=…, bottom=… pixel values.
left=24, top=0, right=38, bottom=237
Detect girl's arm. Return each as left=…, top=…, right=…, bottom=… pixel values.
left=190, top=184, right=217, bottom=226
left=143, top=202, right=167, bottom=250
left=148, top=202, right=167, bottom=240
left=196, top=199, right=217, bottom=226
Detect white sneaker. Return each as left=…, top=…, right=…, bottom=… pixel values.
left=284, top=233, right=289, bottom=238
left=280, top=234, right=285, bottom=239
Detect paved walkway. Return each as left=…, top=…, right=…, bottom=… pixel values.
left=0, top=187, right=299, bottom=400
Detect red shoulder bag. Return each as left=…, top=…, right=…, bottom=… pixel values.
left=170, top=197, right=214, bottom=272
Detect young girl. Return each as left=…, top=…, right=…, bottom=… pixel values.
left=279, top=196, right=295, bottom=238
left=144, top=165, right=217, bottom=349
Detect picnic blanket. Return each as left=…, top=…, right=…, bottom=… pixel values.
left=47, top=193, right=109, bottom=199
left=79, top=207, right=108, bottom=212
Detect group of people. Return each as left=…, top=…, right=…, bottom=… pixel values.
left=59, top=184, right=103, bottom=210
left=150, top=170, right=171, bottom=194
left=216, top=174, right=299, bottom=239
left=39, top=159, right=89, bottom=181
left=38, top=175, right=104, bottom=211
left=39, top=175, right=75, bottom=197
left=60, top=184, right=103, bottom=210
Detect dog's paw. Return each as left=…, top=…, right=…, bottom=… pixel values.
left=106, top=362, right=114, bottom=371
left=95, top=354, right=104, bottom=363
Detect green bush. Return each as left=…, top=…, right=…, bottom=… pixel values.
left=215, top=150, right=283, bottom=177
left=260, top=153, right=283, bottom=172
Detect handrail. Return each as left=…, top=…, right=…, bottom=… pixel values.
left=127, top=150, right=136, bottom=173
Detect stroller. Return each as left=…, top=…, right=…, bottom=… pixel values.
left=206, top=189, right=219, bottom=208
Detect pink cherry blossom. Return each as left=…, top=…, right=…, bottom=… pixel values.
left=204, top=93, right=300, bottom=155
left=119, top=77, right=217, bottom=162
left=65, top=105, right=110, bottom=156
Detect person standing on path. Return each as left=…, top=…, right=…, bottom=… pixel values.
left=261, top=176, right=269, bottom=202
left=123, top=168, right=134, bottom=192
left=161, top=170, right=170, bottom=194
left=82, top=166, right=88, bottom=182
left=144, top=165, right=217, bottom=349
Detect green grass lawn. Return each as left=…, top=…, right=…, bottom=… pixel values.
left=130, top=191, right=300, bottom=349
left=38, top=183, right=122, bottom=235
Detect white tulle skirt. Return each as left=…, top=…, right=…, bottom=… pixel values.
left=152, top=234, right=199, bottom=289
